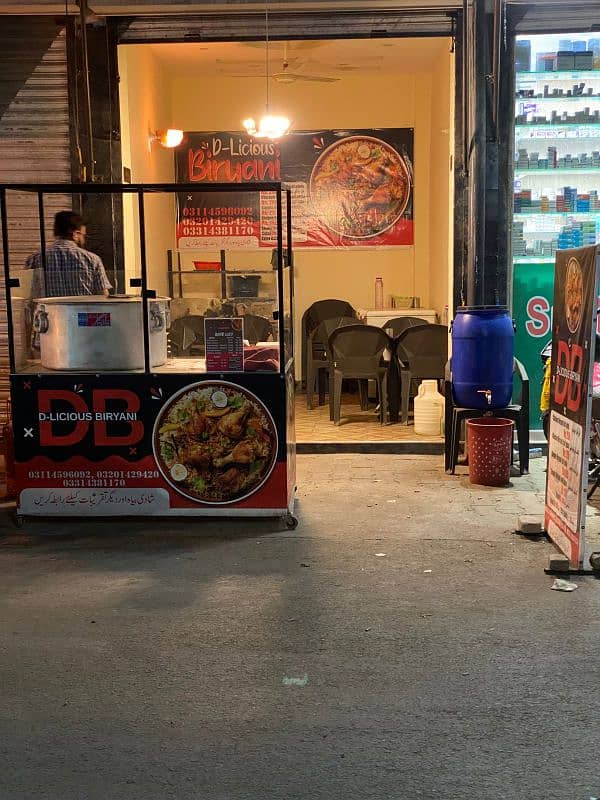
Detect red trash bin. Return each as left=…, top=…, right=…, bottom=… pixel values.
left=466, top=417, right=513, bottom=487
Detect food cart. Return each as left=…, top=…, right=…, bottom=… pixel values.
left=0, top=182, right=297, bottom=528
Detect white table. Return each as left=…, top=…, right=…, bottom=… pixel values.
left=366, top=308, right=438, bottom=327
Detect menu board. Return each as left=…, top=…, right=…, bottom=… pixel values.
left=175, top=129, right=414, bottom=250
left=544, top=245, right=599, bottom=567
left=204, top=317, right=244, bottom=372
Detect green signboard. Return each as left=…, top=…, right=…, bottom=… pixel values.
left=512, top=261, right=555, bottom=430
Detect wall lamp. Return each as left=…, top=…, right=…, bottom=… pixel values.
left=148, top=129, right=184, bottom=150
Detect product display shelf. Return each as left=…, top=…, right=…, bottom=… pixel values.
left=514, top=167, right=600, bottom=174
left=516, top=70, right=600, bottom=81
left=516, top=95, right=600, bottom=101
left=514, top=211, right=600, bottom=218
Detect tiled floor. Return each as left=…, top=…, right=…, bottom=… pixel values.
left=294, top=391, right=443, bottom=444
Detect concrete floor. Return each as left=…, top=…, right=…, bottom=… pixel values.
left=1, top=455, right=600, bottom=800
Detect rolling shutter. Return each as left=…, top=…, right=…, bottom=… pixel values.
left=0, top=17, right=72, bottom=419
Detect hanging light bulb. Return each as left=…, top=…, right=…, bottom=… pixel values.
left=242, top=1, right=291, bottom=140
left=243, top=114, right=291, bottom=139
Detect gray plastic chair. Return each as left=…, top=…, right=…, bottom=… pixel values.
left=328, top=325, right=391, bottom=425
left=396, top=324, right=448, bottom=424
left=383, top=316, right=428, bottom=338
left=306, top=316, right=363, bottom=410
left=241, top=314, right=273, bottom=345
left=301, top=299, right=357, bottom=386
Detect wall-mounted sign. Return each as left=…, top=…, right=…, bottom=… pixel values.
left=544, top=245, right=599, bottom=567
left=175, top=129, right=414, bottom=250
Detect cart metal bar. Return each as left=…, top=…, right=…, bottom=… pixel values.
left=0, top=182, right=283, bottom=195
left=37, top=191, right=47, bottom=288
left=276, top=187, right=285, bottom=369
left=0, top=189, right=16, bottom=373
left=286, top=187, right=295, bottom=373
left=137, top=189, right=151, bottom=374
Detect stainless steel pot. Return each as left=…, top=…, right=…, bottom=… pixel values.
left=35, top=295, right=170, bottom=371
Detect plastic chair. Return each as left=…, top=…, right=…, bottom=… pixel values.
left=301, top=299, right=357, bottom=386
left=396, top=324, right=448, bottom=424
left=328, top=325, right=391, bottom=425
left=444, top=358, right=530, bottom=475
left=169, top=314, right=205, bottom=356
left=241, top=313, right=273, bottom=345
left=306, top=316, right=363, bottom=410
left=383, top=316, right=428, bottom=337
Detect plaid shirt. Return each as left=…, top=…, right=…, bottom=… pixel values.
left=26, top=238, right=112, bottom=297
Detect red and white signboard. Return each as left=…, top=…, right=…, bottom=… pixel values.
left=545, top=245, right=600, bottom=567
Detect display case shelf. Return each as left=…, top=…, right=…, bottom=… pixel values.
left=515, top=123, right=600, bottom=129
left=516, top=70, right=600, bottom=81
left=516, top=95, right=600, bottom=102
left=514, top=211, right=600, bottom=218
left=514, top=167, right=600, bottom=174
left=513, top=256, right=557, bottom=263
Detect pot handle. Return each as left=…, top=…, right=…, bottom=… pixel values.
left=149, top=302, right=165, bottom=332
left=33, top=304, right=49, bottom=335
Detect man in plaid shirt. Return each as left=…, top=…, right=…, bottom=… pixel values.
left=27, top=211, right=112, bottom=297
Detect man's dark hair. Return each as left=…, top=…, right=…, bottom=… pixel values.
left=53, top=211, right=84, bottom=238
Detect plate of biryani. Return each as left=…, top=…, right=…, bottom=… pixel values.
left=309, top=135, right=412, bottom=239
left=153, top=381, right=278, bottom=504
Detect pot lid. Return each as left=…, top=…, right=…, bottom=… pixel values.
left=33, top=295, right=170, bottom=304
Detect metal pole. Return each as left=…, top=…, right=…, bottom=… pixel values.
left=78, top=0, right=95, bottom=182
left=286, top=187, right=294, bottom=369
left=275, top=188, right=285, bottom=374
left=1, top=190, right=16, bottom=373
left=137, top=190, right=150, bottom=374
left=37, top=191, right=47, bottom=292
left=468, top=0, right=488, bottom=307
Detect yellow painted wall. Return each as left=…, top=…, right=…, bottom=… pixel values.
left=118, top=46, right=176, bottom=297
left=118, top=43, right=453, bottom=351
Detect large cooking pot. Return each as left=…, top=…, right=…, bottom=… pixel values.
left=34, top=295, right=170, bottom=371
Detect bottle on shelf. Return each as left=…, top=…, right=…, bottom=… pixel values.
left=375, top=277, right=384, bottom=311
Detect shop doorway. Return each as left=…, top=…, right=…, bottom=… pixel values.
left=117, top=36, right=455, bottom=451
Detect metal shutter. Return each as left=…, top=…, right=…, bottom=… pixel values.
left=0, top=17, right=71, bottom=420
left=116, top=8, right=456, bottom=43
left=509, top=0, right=600, bottom=34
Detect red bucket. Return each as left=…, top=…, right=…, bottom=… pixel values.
left=466, top=417, right=513, bottom=487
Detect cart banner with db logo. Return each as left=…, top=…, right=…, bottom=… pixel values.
left=545, top=245, right=600, bottom=567
left=10, top=372, right=294, bottom=517
left=175, top=129, right=414, bottom=250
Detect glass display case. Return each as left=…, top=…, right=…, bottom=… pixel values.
left=0, top=182, right=296, bottom=525
left=512, top=33, right=600, bottom=429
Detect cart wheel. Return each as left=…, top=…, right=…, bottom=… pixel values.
left=12, top=513, right=24, bottom=529
left=590, top=552, right=600, bottom=572
left=284, top=513, right=298, bottom=530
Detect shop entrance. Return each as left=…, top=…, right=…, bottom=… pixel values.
left=117, top=35, right=456, bottom=451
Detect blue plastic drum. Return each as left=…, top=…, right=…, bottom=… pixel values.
left=451, top=306, right=514, bottom=409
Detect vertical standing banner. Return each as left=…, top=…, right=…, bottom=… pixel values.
left=545, top=245, right=599, bottom=567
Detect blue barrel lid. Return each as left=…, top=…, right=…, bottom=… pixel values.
left=456, top=305, right=509, bottom=313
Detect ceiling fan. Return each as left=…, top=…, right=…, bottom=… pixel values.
left=228, top=43, right=340, bottom=83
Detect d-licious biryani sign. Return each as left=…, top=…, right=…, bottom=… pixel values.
left=175, top=129, right=414, bottom=250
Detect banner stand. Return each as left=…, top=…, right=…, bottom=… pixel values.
left=544, top=245, right=600, bottom=569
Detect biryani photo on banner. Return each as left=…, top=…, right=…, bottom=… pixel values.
left=174, top=129, right=414, bottom=250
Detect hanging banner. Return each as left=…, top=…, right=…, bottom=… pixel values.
left=175, top=129, right=414, bottom=250
left=544, top=245, right=599, bottom=567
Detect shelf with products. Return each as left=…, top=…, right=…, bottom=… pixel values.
left=514, top=211, right=600, bottom=218
left=514, top=167, right=600, bottom=174
left=513, top=256, right=556, bottom=263
left=515, top=123, right=600, bottom=130
left=516, top=94, right=600, bottom=101
left=516, top=71, right=600, bottom=81
left=167, top=248, right=279, bottom=301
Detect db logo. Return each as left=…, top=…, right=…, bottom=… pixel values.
left=553, top=341, right=584, bottom=413
left=38, top=390, right=144, bottom=447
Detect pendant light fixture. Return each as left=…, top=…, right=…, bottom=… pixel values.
left=242, top=1, right=291, bottom=139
